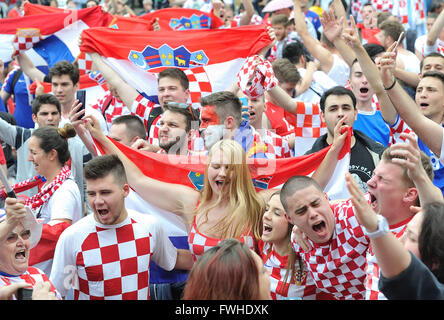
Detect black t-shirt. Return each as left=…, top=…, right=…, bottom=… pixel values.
left=349, top=140, right=375, bottom=193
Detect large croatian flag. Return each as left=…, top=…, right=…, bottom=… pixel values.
left=93, top=127, right=352, bottom=200
left=80, top=25, right=272, bottom=106
left=0, top=5, right=110, bottom=72
left=24, top=2, right=155, bottom=32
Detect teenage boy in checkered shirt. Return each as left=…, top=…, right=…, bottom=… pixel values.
left=280, top=127, right=434, bottom=299
left=49, top=155, right=193, bottom=300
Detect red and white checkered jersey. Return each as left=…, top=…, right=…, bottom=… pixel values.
left=50, top=210, right=177, bottom=300
left=188, top=216, right=255, bottom=261
left=257, top=128, right=292, bottom=158
left=388, top=115, right=416, bottom=146
left=130, top=93, right=161, bottom=145
left=365, top=217, right=412, bottom=300
left=0, top=266, right=60, bottom=299
left=91, top=91, right=131, bottom=130
left=291, top=196, right=371, bottom=300
left=258, top=241, right=333, bottom=300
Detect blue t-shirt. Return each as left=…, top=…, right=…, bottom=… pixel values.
left=418, top=138, right=444, bottom=194
left=354, top=110, right=391, bottom=147
left=3, top=69, right=34, bottom=129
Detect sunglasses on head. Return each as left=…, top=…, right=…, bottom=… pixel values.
left=166, top=102, right=197, bottom=121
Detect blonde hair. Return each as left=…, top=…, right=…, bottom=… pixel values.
left=195, top=140, right=265, bottom=241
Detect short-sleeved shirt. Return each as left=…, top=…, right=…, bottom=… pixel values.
left=2, top=69, right=34, bottom=129
left=291, top=197, right=370, bottom=300
left=50, top=210, right=177, bottom=300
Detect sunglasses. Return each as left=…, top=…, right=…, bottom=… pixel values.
left=166, top=102, right=197, bottom=121
left=6, top=230, right=31, bottom=243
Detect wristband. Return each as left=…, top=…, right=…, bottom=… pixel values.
left=384, top=77, right=397, bottom=90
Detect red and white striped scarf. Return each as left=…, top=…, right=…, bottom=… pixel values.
left=24, top=165, right=71, bottom=211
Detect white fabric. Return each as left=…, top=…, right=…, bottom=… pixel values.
left=36, top=177, right=82, bottom=224
left=50, top=209, right=177, bottom=299
left=327, top=54, right=350, bottom=87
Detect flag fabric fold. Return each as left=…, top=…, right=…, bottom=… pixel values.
left=92, top=129, right=352, bottom=199
left=80, top=25, right=272, bottom=106
left=0, top=5, right=110, bottom=69
left=140, top=8, right=224, bottom=30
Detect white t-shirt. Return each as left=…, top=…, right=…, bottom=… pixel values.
left=327, top=54, right=350, bottom=87
left=398, top=51, right=421, bottom=74
left=415, top=35, right=444, bottom=58
left=37, top=177, right=82, bottom=224
left=297, top=68, right=338, bottom=103
left=50, top=209, right=177, bottom=299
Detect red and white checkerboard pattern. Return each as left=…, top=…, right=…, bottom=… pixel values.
left=183, top=67, right=212, bottom=108
left=259, top=128, right=292, bottom=159
left=76, top=52, right=93, bottom=76
left=130, top=93, right=160, bottom=145
left=259, top=241, right=329, bottom=300
left=237, top=55, right=279, bottom=99
left=0, top=266, right=60, bottom=299
left=291, top=197, right=370, bottom=300
left=74, top=220, right=153, bottom=300
left=294, top=101, right=327, bottom=138
left=188, top=217, right=255, bottom=261
left=365, top=220, right=410, bottom=300
left=388, top=116, right=416, bottom=146
left=12, top=28, right=42, bottom=57
left=91, top=91, right=131, bottom=130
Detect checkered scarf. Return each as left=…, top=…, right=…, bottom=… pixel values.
left=236, top=55, right=279, bottom=99
left=24, top=165, right=71, bottom=211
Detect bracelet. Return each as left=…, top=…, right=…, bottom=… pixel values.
left=384, top=77, right=397, bottom=90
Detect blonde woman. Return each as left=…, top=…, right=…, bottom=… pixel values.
left=85, top=115, right=270, bottom=261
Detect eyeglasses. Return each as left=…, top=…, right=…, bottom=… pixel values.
left=166, top=102, right=197, bottom=121
left=6, top=230, right=31, bottom=243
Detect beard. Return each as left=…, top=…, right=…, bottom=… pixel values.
left=160, top=134, right=187, bottom=154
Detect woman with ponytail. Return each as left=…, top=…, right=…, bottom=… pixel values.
left=5, top=123, right=82, bottom=277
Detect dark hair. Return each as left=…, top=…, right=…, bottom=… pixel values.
left=421, top=70, right=444, bottom=89
left=319, top=86, right=357, bottom=112
left=418, top=202, right=444, bottom=283
left=163, top=102, right=200, bottom=132
left=272, top=58, right=301, bottom=84
left=376, top=11, right=392, bottom=28
left=84, top=154, right=127, bottom=186
left=420, top=52, right=444, bottom=71
left=49, top=60, right=80, bottom=85
left=31, top=93, right=61, bottom=115
left=112, top=115, right=147, bottom=140
left=200, top=91, right=242, bottom=126
left=282, top=41, right=306, bottom=65
left=31, top=123, right=76, bottom=165
left=280, top=176, right=323, bottom=212
left=182, top=239, right=262, bottom=299
left=158, top=68, right=189, bottom=90
left=363, top=43, right=385, bottom=61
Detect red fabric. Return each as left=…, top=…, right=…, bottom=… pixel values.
left=93, top=129, right=352, bottom=191
left=29, top=221, right=71, bottom=266
left=140, top=8, right=224, bottom=30
left=80, top=24, right=272, bottom=65
left=0, top=144, right=6, bottom=166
